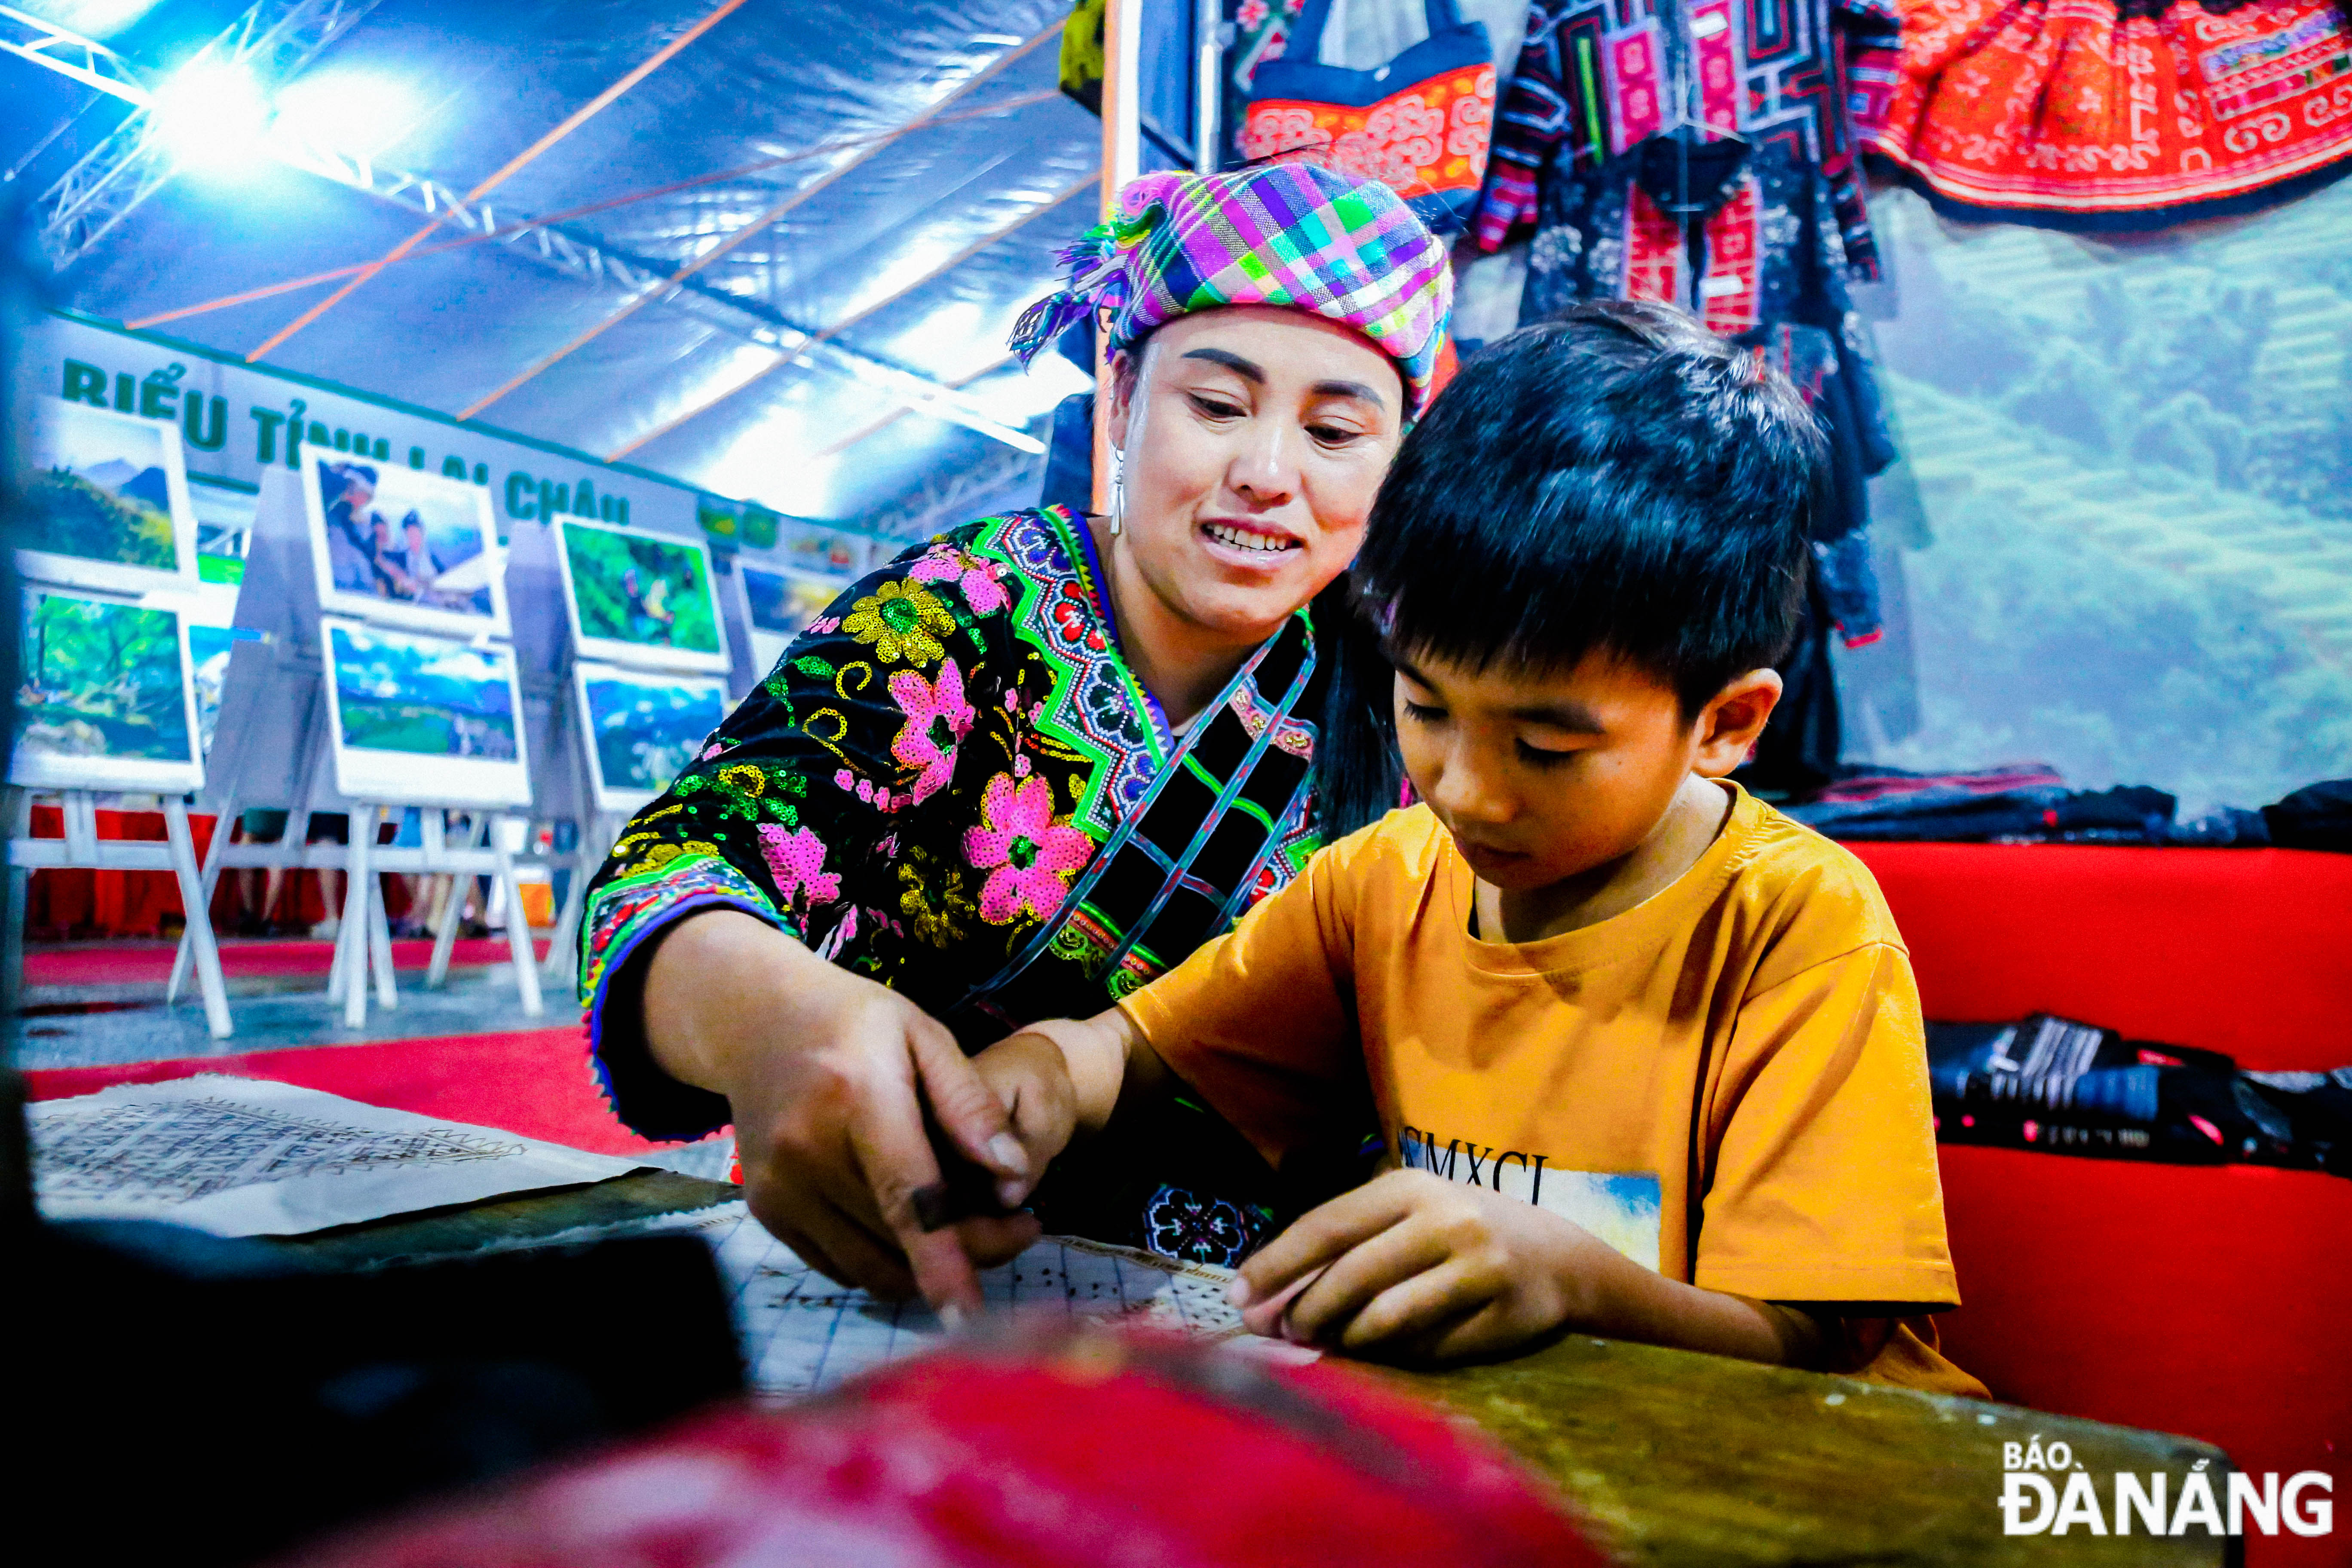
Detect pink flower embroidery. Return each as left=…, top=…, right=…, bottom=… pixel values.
left=756, top=824, right=841, bottom=908
left=962, top=772, right=1092, bottom=925
left=909, top=545, right=1011, bottom=617
left=888, top=657, right=976, bottom=804
left=813, top=905, right=859, bottom=962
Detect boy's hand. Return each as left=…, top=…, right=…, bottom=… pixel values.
left=1230, top=1169, right=1625, bottom=1363
left=969, top=1031, right=1083, bottom=1189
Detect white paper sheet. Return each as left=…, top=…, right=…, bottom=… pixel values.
left=611, top=1202, right=1311, bottom=1396
left=31, top=1075, right=645, bottom=1237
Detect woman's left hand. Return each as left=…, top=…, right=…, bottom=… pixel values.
left=1229, top=1168, right=1625, bottom=1363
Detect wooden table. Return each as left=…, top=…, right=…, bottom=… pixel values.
left=1381, top=1341, right=2226, bottom=1567
left=274, top=1173, right=2229, bottom=1567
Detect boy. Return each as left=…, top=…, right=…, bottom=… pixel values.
left=976, top=303, right=1980, bottom=1391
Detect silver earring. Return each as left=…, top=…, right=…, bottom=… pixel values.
left=1109, top=450, right=1126, bottom=538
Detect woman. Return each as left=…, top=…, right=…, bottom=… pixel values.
left=579, top=162, right=1451, bottom=1311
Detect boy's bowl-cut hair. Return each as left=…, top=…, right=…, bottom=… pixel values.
left=1354, top=301, right=1828, bottom=717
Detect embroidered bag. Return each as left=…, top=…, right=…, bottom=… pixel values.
left=1239, top=0, right=1498, bottom=224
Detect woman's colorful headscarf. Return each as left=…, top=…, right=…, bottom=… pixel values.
left=1010, top=163, right=1454, bottom=422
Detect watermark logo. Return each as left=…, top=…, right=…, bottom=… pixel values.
left=2000, top=1438, right=2333, bottom=1537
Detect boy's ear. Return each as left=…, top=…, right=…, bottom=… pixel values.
left=1690, top=668, right=1782, bottom=778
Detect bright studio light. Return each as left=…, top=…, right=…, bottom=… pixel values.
left=147, top=59, right=272, bottom=172
left=273, top=71, right=418, bottom=159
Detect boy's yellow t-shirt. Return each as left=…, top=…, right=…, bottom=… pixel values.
left=1120, top=785, right=1960, bottom=1311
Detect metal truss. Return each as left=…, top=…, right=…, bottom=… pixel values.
left=272, top=134, right=1046, bottom=452
left=0, top=6, right=146, bottom=104
left=12, top=0, right=1045, bottom=453
left=34, top=0, right=384, bottom=270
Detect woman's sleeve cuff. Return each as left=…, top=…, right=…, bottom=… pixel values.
left=579, top=854, right=797, bottom=1142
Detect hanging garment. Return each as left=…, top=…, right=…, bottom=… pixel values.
left=1227, top=0, right=1534, bottom=172
left=1475, top=0, right=1902, bottom=282
left=1739, top=318, right=1897, bottom=645
left=1240, top=0, right=1501, bottom=224
left=1873, top=0, right=2352, bottom=230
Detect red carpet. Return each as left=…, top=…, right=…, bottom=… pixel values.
left=26, top=937, right=554, bottom=988
left=21, top=1028, right=719, bottom=1159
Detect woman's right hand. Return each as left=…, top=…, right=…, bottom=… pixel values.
left=641, top=910, right=1041, bottom=1314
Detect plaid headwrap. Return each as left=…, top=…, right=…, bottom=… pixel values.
left=1011, top=164, right=1454, bottom=421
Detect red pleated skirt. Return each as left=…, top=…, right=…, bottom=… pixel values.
left=1874, top=0, right=2352, bottom=227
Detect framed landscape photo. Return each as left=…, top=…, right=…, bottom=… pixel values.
left=320, top=618, right=532, bottom=808
left=572, top=661, right=729, bottom=814
left=738, top=564, right=844, bottom=677
left=11, top=586, right=203, bottom=793
left=304, top=451, right=510, bottom=638
left=17, top=397, right=199, bottom=594
left=554, top=515, right=728, bottom=674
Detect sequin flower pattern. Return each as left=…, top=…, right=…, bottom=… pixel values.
left=889, top=657, right=976, bottom=804
left=909, top=544, right=1011, bottom=617
left=756, top=824, right=841, bottom=911
left=963, top=771, right=1092, bottom=925
left=842, top=580, right=953, bottom=666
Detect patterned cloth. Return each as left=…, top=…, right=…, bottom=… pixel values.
left=1474, top=0, right=1899, bottom=288
left=578, top=506, right=1352, bottom=1267
left=1009, top=163, right=1454, bottom=420
left=1872, top=0, right=2352, bottom=229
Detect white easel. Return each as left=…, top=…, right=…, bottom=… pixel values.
left=510, top=517, right=738, bottom=998
left=6, top=784, right=234, bottom=1039
left=534, top=662, right=629, bottom=995
left=170, top=685, right=545, bottom=1030
left=164, top=466, right=545, bottom=1033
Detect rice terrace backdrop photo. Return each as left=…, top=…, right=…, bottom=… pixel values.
left=328, top=625, right=518, bottom=761
left=561, top=521, right=720, bottom=656
left=1848, top=181, right=2352, bottom=814
left=14, top=590, right=192, bottom=768
left=25, top=401, right=180, bottom=573
left=583, top=671, right=726, bottom=801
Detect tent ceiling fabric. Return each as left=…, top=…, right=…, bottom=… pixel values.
left=9, top=0, right=1104, bottom=527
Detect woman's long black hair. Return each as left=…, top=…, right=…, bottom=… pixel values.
left=1310, top=575, right=1404, bottom=839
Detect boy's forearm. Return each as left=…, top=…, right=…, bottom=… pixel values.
left=1010, top=1008, right=1165, bottom=1136
left=1575, top=1249, right=1828, bottom=1369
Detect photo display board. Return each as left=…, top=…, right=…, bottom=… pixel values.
left=16, top=397, right=199, bottom=594
left=180, top=588, right=255, bottom=758
left=554, top=515, right=728, bottom=674
left=187, top=478, right=258, bottom=588
left=572, top=661, right=729, bottom=814
left=305, top=451, right=511, bottom=638
left=11, top=585, right=202, bottom=793
left=738, top=565, right=848, bottom=677
left=320, top=618, right=532, bottom=808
